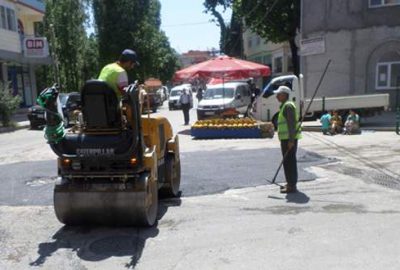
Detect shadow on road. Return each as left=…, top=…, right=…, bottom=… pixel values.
left=30, top=198, right=181, bottom=269
left=286, top=191, right=310, bottom=204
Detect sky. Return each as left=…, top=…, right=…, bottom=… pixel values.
left=159, top=0, right=232, bottom=53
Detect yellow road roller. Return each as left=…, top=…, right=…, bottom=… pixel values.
left=37, top=80, right=180, bottom=226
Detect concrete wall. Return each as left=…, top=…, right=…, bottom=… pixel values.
left=302, top=0, right=400, bottom=108
left=0, top=29, right=20, bottom=53
left=303, top=0, right=400, bottom=34
left=302, top=26, right=400, bottom=108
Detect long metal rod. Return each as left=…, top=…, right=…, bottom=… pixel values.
left=267, top=59, right=332, bottom=187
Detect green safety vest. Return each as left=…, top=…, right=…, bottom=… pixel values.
left=278, top=101, right=302, bottom=141
left=98, top=63, right=126, bottom=98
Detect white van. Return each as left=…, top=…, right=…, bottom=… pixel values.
left=197, top=82, right=251, bottom=120
left=168, top=84, right=192, bottom=110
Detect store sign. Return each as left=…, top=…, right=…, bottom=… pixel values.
left=23, top=37, right=49, bottom=58
left=300, top=36, right=325, bottom=56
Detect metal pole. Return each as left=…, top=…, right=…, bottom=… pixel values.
left=268, top=59, right=332, bottom=186
left=322, top=96, right=325, bottom=113
left=396, top=76, right=400, bottom=135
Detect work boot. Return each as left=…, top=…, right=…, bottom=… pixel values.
left=280, top=185, right=297, bottom=194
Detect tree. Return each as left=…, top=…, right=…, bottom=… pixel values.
left=234, top=0, right=301, bottom=75
left=0, top=82, right=21, bottom=127
left=92, top=0, right=179, bottom=83
left=43, top=0, right=88, bottom=91
left=223, top=10, right=243, bottom=57
left=203, top=0, right=232, bottom=54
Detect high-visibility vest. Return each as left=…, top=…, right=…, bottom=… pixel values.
left=277, top=101, right=302, bottom=140
left=98, top=63, right=126, bottom=98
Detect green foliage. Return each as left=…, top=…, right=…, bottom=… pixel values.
left=0, top=83, right=21, bottom=127
left=233, top=0, right=300, bottom=74
left=43, top=0, right=90, bottom=92
left=203, top=0, right=233, bottom=53
left=223, top=10, right=243, bottom=57
left=92, top=0, right=179, bottom=83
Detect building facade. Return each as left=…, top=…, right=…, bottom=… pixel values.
left=243, top=29, right=293, bottom=77
left=301, top=0, right=400, bottom=108
left=179, top=50, right=214, bottom=68
left=0, top=0, right=50, bottom=107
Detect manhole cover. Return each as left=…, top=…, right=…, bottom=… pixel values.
left=88, top=236, right=136, bottom=255
left=26, top=177, right=57, bottom=187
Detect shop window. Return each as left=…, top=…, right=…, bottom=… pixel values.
left=247, top=37, right=253, bottom=49
left=256, top=36, right=261, bottom=46
left=287, top=55, right=294, bottom=72
left=34, top=21, right=44, bottom=37
left=369, top=0, right=400, bottom=7
left=376, top=62, right=400, bottom=89
left=273, top=56, right=283, bottom=74
left=263, top=55, right=272, bottom=67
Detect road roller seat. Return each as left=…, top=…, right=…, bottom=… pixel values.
left=81, top=80, right=122, bottom=130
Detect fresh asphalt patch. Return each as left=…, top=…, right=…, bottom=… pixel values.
left=180, top=147, right=334, bottom=197
left=0, top=147, right=333, bottom=206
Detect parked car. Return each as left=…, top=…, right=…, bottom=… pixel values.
left=168, top=84, right=192, bottom=110
left=197, top=82, right=251, bottom=120
left=28, top=92, right=81, bottom=129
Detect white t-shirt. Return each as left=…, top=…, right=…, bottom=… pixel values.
left=117, top=71, right=129, bottom=90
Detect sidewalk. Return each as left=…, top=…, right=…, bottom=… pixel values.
left=303, top=111, right=399, bottom=132
left=0, top=108, right=30, bottom=133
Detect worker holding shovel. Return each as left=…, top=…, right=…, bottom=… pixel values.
left=274, top=86, right=302, bottom=193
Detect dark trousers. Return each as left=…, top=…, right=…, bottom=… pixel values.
left=181, top=103, right=190, bottom=124
left=280, top=140, right=298, bottom=187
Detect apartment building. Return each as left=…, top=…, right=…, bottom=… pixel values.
left=243, top=29, right=293, bottom=77
left=0, top=0, right=50, bottom=107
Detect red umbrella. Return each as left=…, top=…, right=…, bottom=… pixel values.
left=174, top=55, right=271, bottom=82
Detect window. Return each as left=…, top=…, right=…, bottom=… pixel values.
left=34, top=22, right=44, bottom=37
left=0, top=6, right=6, bottom=29
left=6, top=8, right=16, bottom=31
left=263, top=55, right=272, bottom=66
left=0, top=6, right=17, bottom=32
left=369, top=0, right=400, bottom=7
left=247, top=37, right=252, bottom=48
left=376, top=62, right=400, bottom=89
left=273, top=56, right=283, bottom=74
left=256, top=36, right=261, bottom=46
left=287, top=55, right=294, bottom=72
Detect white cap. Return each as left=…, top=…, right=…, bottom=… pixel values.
left=273, top=86, right=291, bottom=95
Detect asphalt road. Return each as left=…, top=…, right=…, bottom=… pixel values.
left=1, top=99, right=400, bottom=270
left=0, top=101, right=331, bottom=206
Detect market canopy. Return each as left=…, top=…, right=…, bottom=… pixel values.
left=173, top=55, right=271, bottom=82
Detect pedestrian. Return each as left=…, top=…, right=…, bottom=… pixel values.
left=98, top=49, right=139, bottom=100
left=179, top=88, right=193, bottom=125
left=274, top=86, right=302, bottom=193
left=344, top=109, right=360, bottom=135
left=320, top=111, right=331, bottom=135
left=330, top=110, right=343, bottom=135
left=138, top=84, right=147, bottom=114
left=196, top=88, right=203, bottom=102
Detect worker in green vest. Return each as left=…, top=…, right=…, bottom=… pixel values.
left=274, top=86, right=302, bottom=193
left=98, top=49, right=139, bottom=99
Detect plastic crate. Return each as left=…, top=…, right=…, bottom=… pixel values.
left=191, top=128, right=261, bottom=139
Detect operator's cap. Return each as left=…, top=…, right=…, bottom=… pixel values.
left=273, top=86, right=291, bottom=95
left=120, top=49, right=140, bottom=66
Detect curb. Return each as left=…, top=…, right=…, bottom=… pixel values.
left=302, top=126, right=396, bottom=132
left=0, top=123, right=30, bottom=134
